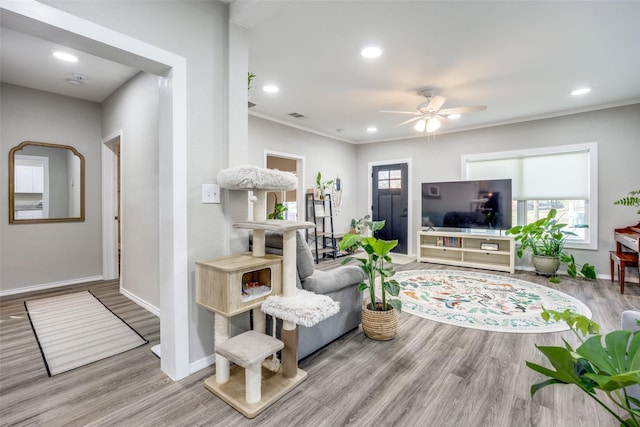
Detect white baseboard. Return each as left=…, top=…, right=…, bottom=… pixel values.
left=190, top=353, right=215, bottom=374
left=119, top=287, right=160, bottom=317
left=0, top=275, right=104, bottom=297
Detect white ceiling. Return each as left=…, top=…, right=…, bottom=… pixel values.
left=0, top=26, right=139, bottom=103
left=238, top=0, right=640, bottom=143
left=2, top=1, right=639, bottom=144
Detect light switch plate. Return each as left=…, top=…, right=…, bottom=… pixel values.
left=202, top=183, right=220, bottom=204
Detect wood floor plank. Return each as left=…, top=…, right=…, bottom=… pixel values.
left=1, top=263, right=638, bottom=426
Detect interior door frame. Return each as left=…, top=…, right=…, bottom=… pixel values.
left=368, top=158, right=413, bottom=255
left=264, top=150, right=305, bottom=220
left=102, top=131, right=121, bottom=281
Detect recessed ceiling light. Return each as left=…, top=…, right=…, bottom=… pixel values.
left=366, top=126, right=378, bottom=133
left=263, top=84, right=279, bottom=93
left=52, top=50, right=78, bottom=63
left=447, top=114, right=461, bottom=119
left=571, top=87, right=591, bottom=96
left=361, top=45, right=383, bottom=59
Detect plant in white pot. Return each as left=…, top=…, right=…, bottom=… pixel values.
left=339, top=219, right=402, bottom=340
left=506, top=208, right=596, bottom=283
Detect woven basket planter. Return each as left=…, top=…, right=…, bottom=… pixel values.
left=361, top=302, right=398, bottom=340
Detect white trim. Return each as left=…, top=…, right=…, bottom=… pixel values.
left=102, top=131, right=121, bottom=281
left=190, top=353, right=216, bottom=374
left=120, top=287, right=160, bottom=317
left=367, top=158, right=413, bottom=256
left=250, top=110, right=354, bottom=144
left=0, top=276, right=104, bottom=297
left=1, top=0, right=190, bottom=380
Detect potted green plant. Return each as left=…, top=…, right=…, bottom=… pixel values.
left=315, top=172, right=333, bottom=199
left=506, top=208, right=596, bottom=283
left=339, top=219, right=402, bottom=340
left=349, top=214, right=371, bottom=234
left=267, top=193, right=288, bottom=220
left=527, top=308, right=640, bottom=426
left=614, top=190, right=640, bottom=215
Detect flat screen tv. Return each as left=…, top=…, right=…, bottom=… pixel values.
left=421, top=179, right=512, bottom=231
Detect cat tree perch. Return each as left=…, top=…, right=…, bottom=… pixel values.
left=195, top=165, right=338, bottom=418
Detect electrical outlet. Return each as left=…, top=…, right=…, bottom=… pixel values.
left=202, top=184, right=220, bottom=204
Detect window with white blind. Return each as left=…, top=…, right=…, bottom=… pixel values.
left=461, top=143, right=598, bottom=249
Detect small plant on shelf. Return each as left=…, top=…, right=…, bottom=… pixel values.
left=315, top=172, right=333, bottom=199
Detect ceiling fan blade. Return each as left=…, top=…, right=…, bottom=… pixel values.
left=380, top=110, right=421, bottom=115
left=395, top=116, right=423, bottom=127
left=427, top=95, right=446, bottom=111
left=434, top=114, right=448, bottom=125
left=439, top=105, right=487, bottom=115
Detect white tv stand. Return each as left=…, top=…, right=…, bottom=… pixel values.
left=417, top=230, right=515, bottom=273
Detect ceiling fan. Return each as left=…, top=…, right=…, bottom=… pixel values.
left=381, top=90, right=487, bottom=133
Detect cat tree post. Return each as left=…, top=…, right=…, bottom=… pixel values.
left=280, top=228, right=298, bottom=378
left=205, top=165, right=342, bottom=418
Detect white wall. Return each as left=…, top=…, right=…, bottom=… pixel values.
left=356, top=103, right=640, bottom=277
left=102, top=72, right=160, bottom=309
left=248, top=115, right=360, bottom=233
left=42, top=0, right=232, bottom=365
left=0, top=84, right=102, bottom=292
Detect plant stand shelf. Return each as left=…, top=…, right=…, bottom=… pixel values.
left=417, top=230, right=515, bottom=273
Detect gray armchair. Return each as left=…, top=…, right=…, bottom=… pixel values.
left=252, top=230, right=366, bottom=360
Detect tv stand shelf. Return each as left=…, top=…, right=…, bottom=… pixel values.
left=417, top=230, right=515, bottom=273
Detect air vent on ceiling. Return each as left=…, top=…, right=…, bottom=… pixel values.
left=288, top=112, right=305, bottom=119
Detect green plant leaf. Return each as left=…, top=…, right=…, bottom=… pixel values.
left=530, top=378, right=566, bottom=396
left=339, top=233, right=364, bottom=251
left=384, top=279, right=400, bottom=297
left=388, top=298, right=402, bottom=313
left=357, top=282, right=369, bottom=292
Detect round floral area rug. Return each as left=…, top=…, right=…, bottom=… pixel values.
left=395, top=270, right=591, bottom=333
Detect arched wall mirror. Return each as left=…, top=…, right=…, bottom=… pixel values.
left=9, top=141, right=85, bottom=224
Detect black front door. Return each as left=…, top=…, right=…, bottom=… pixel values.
left=371, top=163, right=408, bottom=254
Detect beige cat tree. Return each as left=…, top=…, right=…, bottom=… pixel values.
left=195, top=166, right=338, bottom=418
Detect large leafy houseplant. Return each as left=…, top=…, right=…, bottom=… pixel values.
left=527, top=308, right=640, bottom=426
left=338, top=219, right=402, bottom=314
left=506, top=208, right=596, bottom=283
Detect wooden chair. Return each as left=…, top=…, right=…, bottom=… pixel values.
left=610, top=251, right=639, bottom=294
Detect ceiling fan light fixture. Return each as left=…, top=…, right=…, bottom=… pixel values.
left=414, top=118, right=426, bottom=132
left=447, top=113, right=461, bottom=119
left=426, top=117, right=441, bottom=132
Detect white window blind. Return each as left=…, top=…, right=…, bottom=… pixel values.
left=466, top=149, right=590, bottom=200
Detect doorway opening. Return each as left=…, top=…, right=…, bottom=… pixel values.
left=264, top=151, right=305, bottom=221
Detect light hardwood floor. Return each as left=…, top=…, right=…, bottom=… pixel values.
left=1, top=262, right=638, bottom=427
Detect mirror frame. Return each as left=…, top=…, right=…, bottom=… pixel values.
left=9, top=141, right=85, bottom=224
